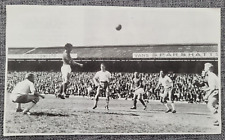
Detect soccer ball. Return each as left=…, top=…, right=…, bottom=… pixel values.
left=116, top=24, right=122, bottom=31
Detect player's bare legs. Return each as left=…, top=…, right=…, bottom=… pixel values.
left=131, top=92, right=147, bottom=110
left=161, top=93, right=170, bottom=112
left=13, top=94, right=40, bottom=114
left=164, top=102, right=171, bottom=113
left=139, top=99, right=147, bottom=110
left=171, top=102, right=176, bottom=113
left=132, top=93, right=147, bottom=110
left=162, top=89, right=176, bottom=113
left=207, top=94, right=219, bottom=126
left=164, top=102, right=176, bottom=113
left=23, top=95, right=40, bottom=114
left=93, top=88, right=100, bottom=109
left=22, top=102, right=36, bottom=115
left=105, top=89, right=110, bottom=110
left=62, top=82, right=68, bottom=97
left=16, top=103, right=23, bottom=112
left=139, top=94, right=147, bottom=110
left=169, top=91, right=176, bottom=113
left=131, top=95, right=137, bottom=109
left=59, top=72, right=70, bottom=99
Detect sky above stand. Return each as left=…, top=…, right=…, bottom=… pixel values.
left=6, top=6, right=220, bottom=48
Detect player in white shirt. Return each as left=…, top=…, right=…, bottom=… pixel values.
left=58, top=43, right=83, bottom=99
left=92, top=63, right=111, bottom=110
left=155, top=70, right=176, bottom=113
left=10, top=73, right=45, bottom=114
left=202, top=63, right=220, bottom=126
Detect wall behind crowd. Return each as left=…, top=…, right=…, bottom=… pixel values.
left=8, top=60, right=218, bottom=74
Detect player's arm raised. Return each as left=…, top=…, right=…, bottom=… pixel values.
left=66, top=53, right=83, bottom=67
left=70, top=59, right=83, bottom=67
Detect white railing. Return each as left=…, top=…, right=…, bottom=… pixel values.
left=8, top=53, right=77, bottom=59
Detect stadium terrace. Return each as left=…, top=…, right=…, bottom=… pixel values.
left=7, top=43, right=218, bottom=73
left=8, top=43, right=218, bottom=60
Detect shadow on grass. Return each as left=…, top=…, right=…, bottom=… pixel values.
left=81, top=110, right=140, bottom=116
left=184, top=112, right=209, bottom=116
left=105, top=112, right=140, bottom=116
left=30, top=112, right=69, bottom=117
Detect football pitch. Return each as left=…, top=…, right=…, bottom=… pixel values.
left=4, top=94, right=220, bottom=135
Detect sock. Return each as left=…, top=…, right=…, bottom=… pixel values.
left=60, top=85, right=63, bottom=94
left=17, top=103, right=22, bottom=110
left=94, top=96, right=99, bottom=107
left=139, top=99, right=146, bottom=107
left=164, top=103, right=170, bottom=110
left=63, top=83, right=68, bottom=94
left=171, top=103, right=175, bottom=110
left=23, top=102, right=36, bottom=113
left=133, top=99, right=137, bottom=108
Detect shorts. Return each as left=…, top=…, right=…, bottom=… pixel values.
left=96, top=82, right=109, bottom=98
left=133, top=88, right=144, bottom=100
left=160, top=87, right=174, bottom=103
left=61, top=64, right=71, bottom=80
left=11, top=93, right=39, bottom=104
left=98, top=81, right=109, bottom=91
left=134, top=88, right=144, bottom=96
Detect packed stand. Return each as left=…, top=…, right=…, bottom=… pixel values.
left=7, top=71, right=207, bottom=103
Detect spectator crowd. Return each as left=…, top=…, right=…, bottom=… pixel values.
left=7, top=71, right=207, bottom=103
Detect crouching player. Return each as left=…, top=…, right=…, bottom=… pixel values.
left=10, top=73, right=45, bottom=115
left=130, top=72, right=147, bottom=110
left=155, top=70, right=176, bottom=113
left=92, top=63, right=111, bottom=110
left=202, top=63, right=220, bottom=126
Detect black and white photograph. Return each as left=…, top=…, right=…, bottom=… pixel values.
left=4, top=5, right=221, bottom=135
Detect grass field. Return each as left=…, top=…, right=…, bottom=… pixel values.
left=4, top=94, right=221, bottom=135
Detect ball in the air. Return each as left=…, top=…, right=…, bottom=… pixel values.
left=116, top=24, right=122, bottom=31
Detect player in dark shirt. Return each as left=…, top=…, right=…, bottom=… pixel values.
left=58, top=43, right=83, bottom=99
left=130, top=72, right=147, bottom=110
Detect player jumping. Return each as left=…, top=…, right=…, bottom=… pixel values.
left=92, top=63, right=111, bottom=110
left=130, top=72, right=147, bottom=110
left=202, top=63, right=219, bottom=126
left=155, top=70, right=176, bottom=113
left=58, top=43, right=83, bottom=99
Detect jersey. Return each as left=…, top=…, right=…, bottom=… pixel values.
left=12, top=79, right=35, bottom=95
left=94, top=71, right=111, bottom=82
left=62, top=50, right=72, bottom=65
left=158, top=75, right=173, bottom=89
left=206, top=72, right=219, bottom=91
left=133, top=77, right=143, bottom=89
